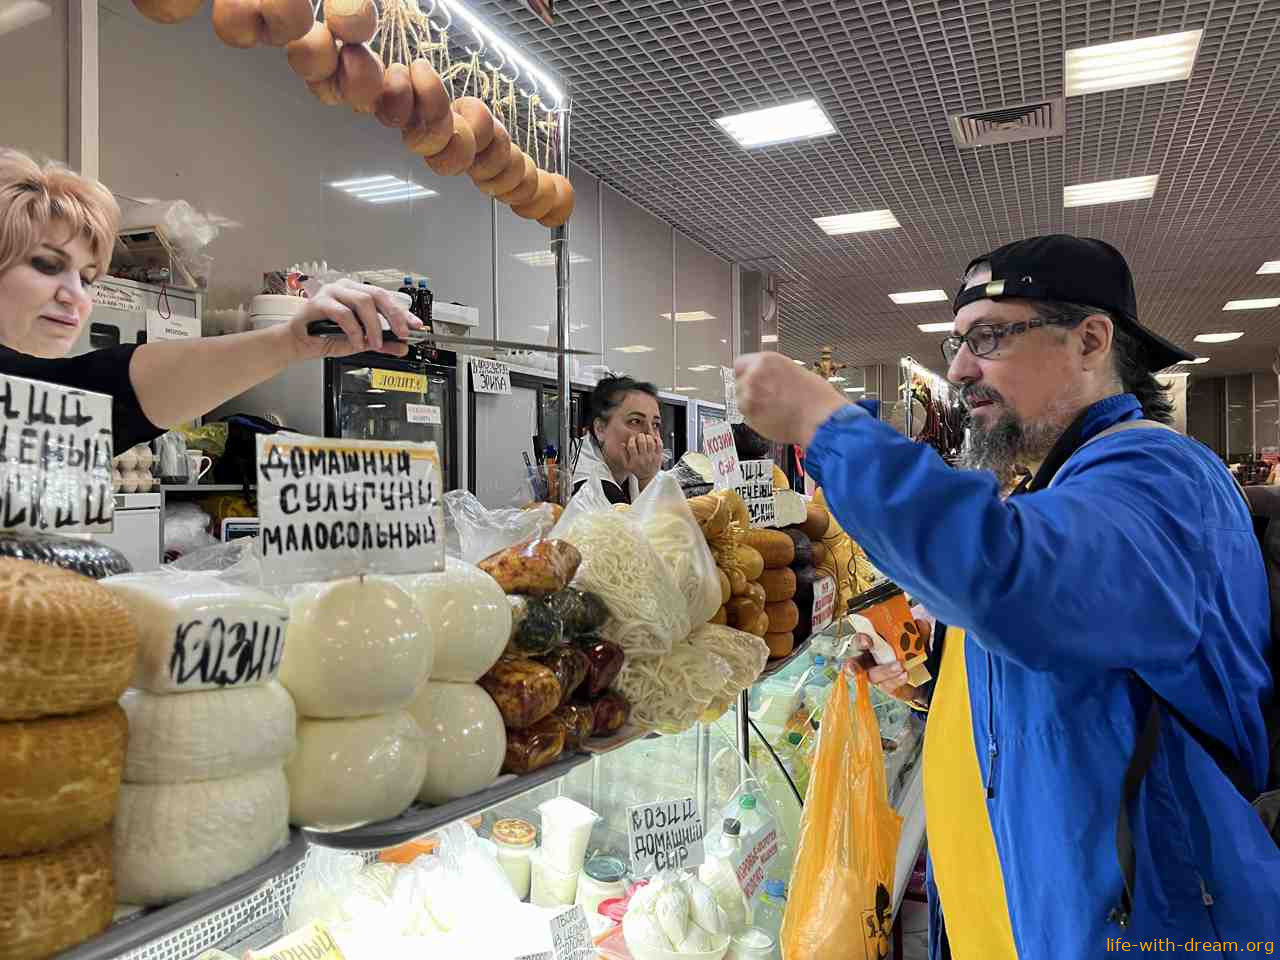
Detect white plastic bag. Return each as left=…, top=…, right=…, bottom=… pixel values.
left=443, top=489, right=558, bottom=564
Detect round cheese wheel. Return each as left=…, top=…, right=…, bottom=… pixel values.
left=286, top=711, right=427, bottom=829
left=336, top=42, right=383, bottom=113
left=260, top=0, right=312, bottom=45
left=511, top=170, right=558, bottom=221
left=765, top=600, right=799, bottom=634
left=0, top=829, right=113, bottom=958
left=281, top=577, right=432, bottom=718
left=322, top=0, right=375, bottom=43
left=402, top=59, right=452, bottom=156
left=726, top=567, right=748, bottom=597
left=211, top=0, right=267, bottom=48
left=810, top=539, right=828, bottom=568
left=425, top=113, right=477, bottom=176
left=735, top=545, right=765, bottom=582
left=498, top=154, right=539, bottom=205
left=374, top=62, right=414, bottom=128
left=307, top=75, right=342, bottom=105
left=451, top=97, right=495, bottom=152
left=743, top=581, right=767, bottom=609
left=743, top=529, right=795, bottom=568
left=725, top=596, right=761, bottom=631
left=113, top=768, right=289, bottom=905
left=0, top=559, right=137, bottom=721
left=716, top=569, right=731, bottom=606
left=286, top=21, right=339, bottom=82
left=120, top=682, right=296, bottom=783
left=0, top=705, right=126, bottom=857
left=782, top=528, right=813, bottom=569
left=538, top=173, right=576, bottom=228
left=758, top=567, right=797, bottom=603
left=469, top=120, right=512, bottom=181
left=477, top=144, right=528, bottom=196
left=131, top=0, right=204, bottom=23
left=765, top=631, right=794, bottom=659
left=396, top=558, right=510, bottom=682
left=801, top=503, right=831, bottom=541
left=408, top=681, right=505, bottom=805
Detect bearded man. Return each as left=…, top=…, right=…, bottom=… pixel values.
left=735, top=236, right=1278, bottom=958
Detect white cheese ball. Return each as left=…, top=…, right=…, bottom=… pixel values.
left=396, top=558, right=511, bottom=682
left=285, top=711, right=427, bottom=830
left=407, top=681, right=506, bottom=805
left=281, top=577, right=433, bottom=718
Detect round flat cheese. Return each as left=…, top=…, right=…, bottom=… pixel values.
left=0, top=828, right=113, bottom=959
left=120, top=682, right=297, bottom=783
left=395, top=558, right=510, bottom=682
left=0, top=705, right=126, bottom=857
left=102, top=571, right=289, bottom=695
left=407, top=681, right=506, bottom=805
left=0, top=559, right=138, bottom=721
left=286, top=711, right=427, bottom=830
left=281, top=578, right=432, bottom=718
left=113, top=767, right=290, bottom=906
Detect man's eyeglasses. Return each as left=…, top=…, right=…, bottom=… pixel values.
left=941, top=315, right=1082, bottom=365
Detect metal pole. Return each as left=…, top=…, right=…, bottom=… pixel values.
left=736, top=689, right=750, bottom=775
left=554, top=100, right=573, bottom=505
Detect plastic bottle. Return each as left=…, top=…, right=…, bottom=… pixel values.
left=699, top=818, right=751, bottom=933
left=414, top=278, right=434, bottom=328
left=737, top=794, right=764, bottom=839
left=396, top=275, right=415, bottom=302
left=751, top=879, right=787, bottom=956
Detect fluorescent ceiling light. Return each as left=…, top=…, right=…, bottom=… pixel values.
left=512, top=250, right=590, bottom=267
left=814, top=210, right=901, bottom=236
left=614, top=345, right=655, bottom=353
left=1193, top=332, right=1244, bottom=343
left=1177, top=357, right=1212, bottom=364
left=828, top=376, right=846, bottom=383
left=687, top=364, right=716, bottom=372
left=435, top=0, right=565, bottom=103
left=367, top=403, right=387, bottom=409
left=760, top=334, right=779, bottom=344
left=1257, top=261, right=1280, bottom=275
left=890, top=289, right=948, bottom=305
left=843, top=387, right=865, bottom=394
left=331, top=175, right=436, bottom=205
left=918, top=322, right=954, bottom=333
left=715, top=98, right=836, bottom=149
left=1065, top=30, right=1202, bottom=96
left=1063, top=174, right=1158, bottom=207
left=1224, top=298, right=1280, bottom=310
left=673, top=387, right=699, bottom=393
left=659, top=311, right=716, bottom=322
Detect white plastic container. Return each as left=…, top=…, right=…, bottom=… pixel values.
left=250, top=294, right=306, bottom=330
left=727, top=928, right=775, bottom=960
left=491, top=818, right=536, bottom=900
left=574, top=854, right=627, bottom=917
left=529, top=847, right=579, bottom=907
left=537, top=796, right=599, bottom=875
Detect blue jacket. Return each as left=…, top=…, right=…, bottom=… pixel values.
left=807, top=394, right=1279, bottom=955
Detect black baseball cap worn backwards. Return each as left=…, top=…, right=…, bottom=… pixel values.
left=951, top=234, right=1194, bottom=372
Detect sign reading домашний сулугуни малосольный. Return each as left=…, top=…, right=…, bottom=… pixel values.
left=255, top=432, right=444, bottom=585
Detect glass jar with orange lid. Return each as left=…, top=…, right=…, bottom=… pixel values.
left=492, top=818, right=537, bottom=899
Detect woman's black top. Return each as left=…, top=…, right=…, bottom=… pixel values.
left=571, top=476, right=631, bottom=505
left=0, top=344, right=164, bottom=452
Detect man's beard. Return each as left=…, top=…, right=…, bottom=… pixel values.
left=958, top=386, right=1072, bottom=487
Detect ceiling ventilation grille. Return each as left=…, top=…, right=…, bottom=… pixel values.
left=949, top=98, right=1065, bottom=148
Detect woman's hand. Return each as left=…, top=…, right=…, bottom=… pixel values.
left=285, top=279, right=422, bottom=360
left=622, top=432, right=663, bottom=483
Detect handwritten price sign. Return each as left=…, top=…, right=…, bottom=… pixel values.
left=703, top=420, right=740, bottom=492
left=469, top=357, right=512, bottom=395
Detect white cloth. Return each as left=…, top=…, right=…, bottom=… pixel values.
left=571, top=436, right=640, bottom=502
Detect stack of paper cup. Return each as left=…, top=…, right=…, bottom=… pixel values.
left=250, top=295, right=306, bottom=330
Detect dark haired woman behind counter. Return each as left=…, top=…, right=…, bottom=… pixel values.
left=570, top=376, right=665, bottom=505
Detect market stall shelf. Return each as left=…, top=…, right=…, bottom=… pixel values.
left=756, top=635, right=814, bottom=681
left=303, top=753, right=591, bottom=850
left=53, top=830, right=309, bottom=960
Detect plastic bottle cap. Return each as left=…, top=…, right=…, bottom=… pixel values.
left=814, top=655, right=827, bottom=666
left=722, top=817, right=741, bottom=837
left=402, top=276, right=413, bottom=284
left=739, top=795, right=757, bottom=810
left=764, top=879, right=787, bottom=898
left=786, top=732, right=803, bottom=746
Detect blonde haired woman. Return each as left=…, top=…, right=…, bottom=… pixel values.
left=0, top=147, right=419, bottom=450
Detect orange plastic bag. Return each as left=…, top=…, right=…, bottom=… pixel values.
left=780, top=669, right=903, bottom=960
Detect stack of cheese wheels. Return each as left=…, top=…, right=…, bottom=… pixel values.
left=396, top=558, right=511, bottom=806
left=101, top=572, right=295, bottom=905
left=722, top=542, right=770, bottom=646
left=0, top=559, right=137, bottom=958
left=278, top=577, right=433, bottom=830
left=742, top=530, right=799, bottom=659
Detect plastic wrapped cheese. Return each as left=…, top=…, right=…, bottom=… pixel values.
left=101, top=571, right=288, bottom=695
left=113, top=768, right=289, bottom=905
left=285, top=711, right=428, bottom=830
left=393, top=557, right=510, bottom=682
left=407, top=681, right=506, bottom=805
left=120, top=682, right=297, bottom=783
left=281, top=577, right=432, bottom=718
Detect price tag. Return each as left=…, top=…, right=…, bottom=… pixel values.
left=548, top=906, right=593, bottom=960
left=0, top=374, right=113, bottom=533
left=255, top=432, right=444, bottom=585
left=811, top=575, right=837, bottom=634
left=91, top=283, right=144, bottom=312
left=734, top=458, right=776, bottom=527
left=627, top=797, right=706, bottom=876
left=145, top=308, right=199, bottom=342
left=721, top=366, right=743, bottom=424
left=703, top=420, right=739, bottom=491
left=405, top=403, right=442, bottom=425
left=470, top=356, right=512, bottom=395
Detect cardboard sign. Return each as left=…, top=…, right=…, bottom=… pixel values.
left=811, top=574, right=837, bottom=634
left=0, top=374, right=113, bottom=533
left=734, top=458, right=776, bottom=527
left=469, top=356, right=512, bottom=395
left=702, top=419, right=740, bottom=491
left=628, top=797, right=706, bottom=875
left=145, top=308, right=200, bottom=342
left=405, top=403, right=442, bottom=425
left=548, top=906, right=592, bottom=960
left=92, top=283, right=144, bottom=312
left=721, top=366, right=743, bottom=424
left=246, top=922, right=345, bottom=960
left=728, top=811, right=781, bottom=900
left=255, top=432, right=444, bottom=585
left=370, top=368, right=426, bottom=393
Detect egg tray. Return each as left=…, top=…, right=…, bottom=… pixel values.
left=54, top=829, right=309, bottom=960
left=301, top=753, right=592, bottom=851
